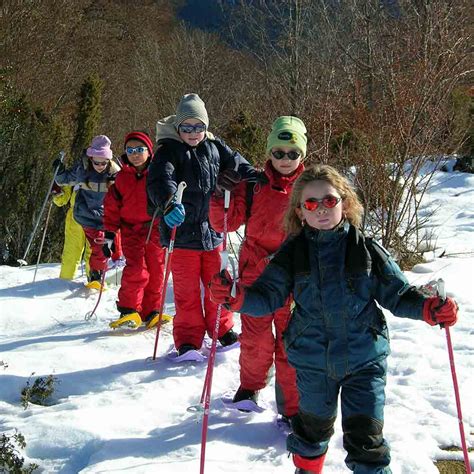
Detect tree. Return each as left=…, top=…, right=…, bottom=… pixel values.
left=71, top=74, right=103, bottom=160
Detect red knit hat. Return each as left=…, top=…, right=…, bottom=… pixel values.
left=124, top=131, right=154, bottom=154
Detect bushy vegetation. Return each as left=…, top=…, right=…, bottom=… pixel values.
left=0, top=430, right=38, bottom=473
left=0, top=0, right=472, bottom=264
left=20, top=373, right=60, bottom=410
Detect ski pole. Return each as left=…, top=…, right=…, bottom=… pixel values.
left=18, top=151, right=65, bottom=266
left=436, top=279, right=471, bottom=474
left=84, top=266, right=108, bottom=321
left=151, top=181, right=187, bottom=361
left=32, top=200, right=54, bottom=283
left=199, top=188, right=233, bottom=474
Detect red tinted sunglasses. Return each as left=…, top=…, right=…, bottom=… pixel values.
left=301, top=195, right=341, bottom=211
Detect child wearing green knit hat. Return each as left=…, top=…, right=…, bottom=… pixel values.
left=266, top=115, right=307, bottom=158
left=208, top=115, right=307, bottom=425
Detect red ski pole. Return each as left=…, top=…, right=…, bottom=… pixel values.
left=437, top=279, right=471, bottom=474
left=84, top=265, right=108, bottom=321
left=199, top=188, right=232, bottom=474
left=151, top=181, right=187, bottom=361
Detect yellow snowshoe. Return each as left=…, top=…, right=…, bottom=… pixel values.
left=109, top=312, right=142, bottom=330
left=85, top=280, right=107, bottom=291
left=146, top=313, right=173, bottom=330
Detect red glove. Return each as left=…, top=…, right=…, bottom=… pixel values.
left=423, top=297, right=458, bottom=327
left=209, top=270, right=244, bottom=310
left=51, top=182, right=63, bottom=196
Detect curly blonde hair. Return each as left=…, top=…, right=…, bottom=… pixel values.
left=284, top=164, right=364, bottom=235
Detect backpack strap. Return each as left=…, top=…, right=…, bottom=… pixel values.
left=245, top=171, right=268, bottom=220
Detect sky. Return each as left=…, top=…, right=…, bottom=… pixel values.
left=0, top=161, right=472, bottom=473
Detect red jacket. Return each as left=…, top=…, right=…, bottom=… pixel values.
left=209, top=160, right=304, bottom=284
left=104, top=163, right=155, bottom=232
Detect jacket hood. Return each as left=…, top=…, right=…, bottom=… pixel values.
left=155, top=115, right=215, bottom=144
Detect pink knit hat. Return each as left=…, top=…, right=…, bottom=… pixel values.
left=86, top=135, right=113, bottom=159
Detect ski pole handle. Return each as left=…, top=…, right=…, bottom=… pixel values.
left=224, top=190, right=231, bottom=209
left=437, top=278, right=446, bottom=303
left=436, top=278, right=447, bottom=329
left=175, top=181, right=187, bottom=205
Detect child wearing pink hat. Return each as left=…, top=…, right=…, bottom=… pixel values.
left=55, top=135, right=121, bottom=289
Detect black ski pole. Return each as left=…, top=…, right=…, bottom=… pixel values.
left=32, top=200, right=54, bottom=283
left=18, top=150, right=65, bottom=266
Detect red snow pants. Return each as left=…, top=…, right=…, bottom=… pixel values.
left=117, top=225, right=165, bottom=320
left=171, top=246, right=234, bottom=349
left=83, top=227, right=108, bottom=271
left=240, top=306, right=299, bottom=417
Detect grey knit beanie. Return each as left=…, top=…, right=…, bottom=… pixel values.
left=173, top=93, right=209, bottom=129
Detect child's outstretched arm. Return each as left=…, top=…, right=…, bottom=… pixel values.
left=371, top=243, right=458, bottom=326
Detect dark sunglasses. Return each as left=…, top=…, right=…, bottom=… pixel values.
left=91, top=159, right=108, bottom=167
left=271, top=150, right=301, bottom=161
left=178, top=123, right=207, bottom=134
left=301, top=195, right=341, bottom=211
left=126, top=146, right=148, bottom=155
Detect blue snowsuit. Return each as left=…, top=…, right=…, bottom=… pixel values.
left=238, top=222, right=426, bottom=473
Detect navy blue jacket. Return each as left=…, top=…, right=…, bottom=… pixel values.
left=240, top=223, right=426, bottom=379
left=55, top=157, right=120, bottom=229
left=147, top=118, right=258, bottom=250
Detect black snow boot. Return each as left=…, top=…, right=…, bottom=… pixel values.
left=88, top=269, right=103, bottom=282
left=218, top=329, right=239, bottom=347
left=177, top=344, right=198, bottom=356
left=232, top=386, right=258, bottom=404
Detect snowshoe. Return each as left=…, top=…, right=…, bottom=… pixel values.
left=85, top=280, right=106, bottom=291
left=145, top=311, right=173, bottom=329
left=221, top=397, right=265, bottom=413
left=221, top=387, right=264, bottom=413
left=109, top=312, right=142, bottom=330
left=166, top=344, right=206, bottom=363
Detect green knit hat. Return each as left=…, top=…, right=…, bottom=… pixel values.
left=173, top=93, right=209, bottom=129
left=266, top=116, right=307, bottom=158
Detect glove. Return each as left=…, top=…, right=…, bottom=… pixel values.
left=50, top=182, right=63, bottom=196
left=215, top=169, right=241, bottom=197
left=163, top=203, right=185, bottom=228
left=52, top=158, right=65, bottom=174
left=423, top=296, right=458, bottom=327
left=209, top=270, right=245, bottom=310
left=102, top=231, right=116, bottom=258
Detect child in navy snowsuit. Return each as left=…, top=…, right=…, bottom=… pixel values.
left=54, top=135, right=121, bottom=289
left=147, top=93, right=257, bottom=357
left=210, top=164, right=458, bottom=473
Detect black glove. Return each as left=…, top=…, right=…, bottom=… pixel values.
left=215, top=169, right=241, bottom=197
left=102, top=231, right=116, bottom=258
left=52, top=158, right=65, bottom=174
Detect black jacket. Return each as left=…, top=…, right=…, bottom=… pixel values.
left=147, top=122, right=257, bottom=250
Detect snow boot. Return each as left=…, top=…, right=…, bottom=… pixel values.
left=86, top=270, right=106, bottom=290
left=178, top=344, right=199, bottom=356
left=109, top=309, right=142, bottom=330
left=218, top=328, right=239, bottom=347
left=293, top=454, right=326, bottom=474
left=233, top=386, right=258, bottom=404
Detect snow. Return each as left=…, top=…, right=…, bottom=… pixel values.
left=0, top=167, right=473, bottom=473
